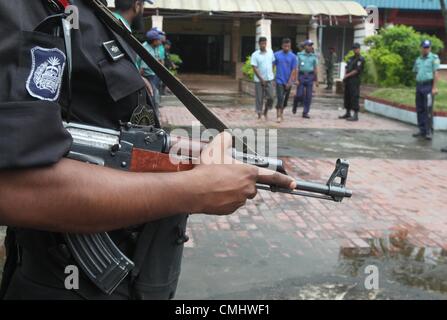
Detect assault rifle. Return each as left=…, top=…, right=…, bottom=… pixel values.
left=63, top=121, right=352, bottom=295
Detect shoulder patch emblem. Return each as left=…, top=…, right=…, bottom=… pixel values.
left=26, top=47, right=66, bottom=102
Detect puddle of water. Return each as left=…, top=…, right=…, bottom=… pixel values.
left=338, top=228, right=447, bottom=295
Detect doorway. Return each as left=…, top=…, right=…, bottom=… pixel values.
left=168, top=34, right=225, bottom=74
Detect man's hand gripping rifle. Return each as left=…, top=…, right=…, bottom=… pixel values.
left=62, top=121, right=352, bottom=295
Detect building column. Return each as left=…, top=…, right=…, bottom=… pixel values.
left=255, top=19, right=272, bottom=50
left=231, top=18, right=242, bottom=79
left=353, top=22, right=376, bottom=49
left=152, top=15, right=164, bottom=31
left=308, top=21, right=325, bottom=82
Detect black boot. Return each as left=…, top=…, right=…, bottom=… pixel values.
left=339, top=111, right=351, bottom=119
left=412, top=132, right=424, bottom=138
left=292, top=97, right=300, bottom=114
left=347, top=111, right=359, bottom=122
left=442, top=147, right=447, bottom=153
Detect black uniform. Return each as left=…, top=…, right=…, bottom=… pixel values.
left=343, top=54, right=365, bottom=113
left=0, top=0, right=188, bottom=300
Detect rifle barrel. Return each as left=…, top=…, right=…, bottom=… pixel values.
left=297, top=180, right=352, bottom=199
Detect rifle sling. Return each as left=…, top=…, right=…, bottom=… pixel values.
left=88, top=0, right=229, bottom=133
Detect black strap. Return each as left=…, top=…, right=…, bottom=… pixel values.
left=87, top=0, right=228, bottom=132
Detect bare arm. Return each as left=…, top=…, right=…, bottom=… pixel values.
left=252, top=66, right=265, bottom=84
left=287, top=69, right=297, bottom=88
left=433, top=70, right=439, bottom=95
left=0, top=134, right=295, bottom=234
left=344, top=69, right=358, bottom=80
left=0, top=159, right=204, bottom=233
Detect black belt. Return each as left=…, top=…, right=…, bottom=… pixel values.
left=416, top=80, right=433, bottom=86
left=299, top=71, right=314, bottom=75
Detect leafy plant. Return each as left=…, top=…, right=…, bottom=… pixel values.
left=346, top=25, right=444, bottom=87
left=168, top=53, right=183, bottom=76
left=242, top=56, right=255, bottom=80
left=169, top=54, right=183, bottom=66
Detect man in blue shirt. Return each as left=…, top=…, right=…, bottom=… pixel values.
left=251, top=37, right=275, bottom=120
left=293, top=39, right=319, bottom=118
left=274, top=38, right=297, bottom=123
left=412, top=40, right=440, bottom=140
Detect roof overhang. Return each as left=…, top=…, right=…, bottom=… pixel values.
left=106, top=0, right=367, bottom=17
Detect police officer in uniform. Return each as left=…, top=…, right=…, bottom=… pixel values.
left=293, top=39, right=319, bottom=119
left=340, top=43, right=365, bottom=122
left=0, top=0, right=294, bottom=300
left=412, top=40, right=440, bottom=141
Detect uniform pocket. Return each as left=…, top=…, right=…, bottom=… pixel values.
left=98, top=58, right=145, bottom=102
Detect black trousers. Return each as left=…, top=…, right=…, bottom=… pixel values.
left=344, top=79, right=360, bottom=112
left=415, top=82, right=434, bottom=135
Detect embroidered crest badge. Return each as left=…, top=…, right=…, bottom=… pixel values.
left=26, top=47, right=66, bottom=101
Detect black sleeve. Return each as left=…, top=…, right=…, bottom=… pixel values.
left=0, top=1, right=72, bottom=170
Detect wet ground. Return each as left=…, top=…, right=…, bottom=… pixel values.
left=1, top=79, right=446, bottom=300
left=159, top=84, right=447, bottom=300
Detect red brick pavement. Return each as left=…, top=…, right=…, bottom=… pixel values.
left=160, top=106, right=411, bottom=131
left=160, top=105, right=447, bottom=258
left=185, top=158, right=447, bottom=258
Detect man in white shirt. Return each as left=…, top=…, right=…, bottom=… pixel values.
left=251, top=37, right=276, bottom=120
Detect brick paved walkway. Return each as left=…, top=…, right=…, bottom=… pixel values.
left=159, top=91, right=447, bottom=299
left=1, top=83, right=446, bottom=299
left=160, top=104, right=411, bottom=131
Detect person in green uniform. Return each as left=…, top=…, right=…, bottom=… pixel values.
left=137, top=30, right=163, bottom=116
left=412, top=40, right=440, bottom=141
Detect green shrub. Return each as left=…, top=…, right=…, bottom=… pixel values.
left=347, top=25, right=444, bottom=87
left=169, top=53, right=183, bottom=66
left=168, top=53, right=183, bottom=76
left=368, top=48, right=404, bottom=86
left=242, top=56, right=255, bottom=80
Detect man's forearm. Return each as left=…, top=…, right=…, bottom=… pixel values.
left=433, top=71, right=439, bottom=89
left=0, top=159, right=201, bottom=234
left=345, top=70, right=358, bottom=79
left=252, top=66, right=264, bottom=82
left=288, top=69, right=297, bottom=85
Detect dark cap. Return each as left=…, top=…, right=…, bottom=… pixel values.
left=352, top=43, right=361, bottom=49
left=303, top=39, right=314, bottom=46
left=151, top=27, right=166, bottom=36
left=146, top=30, right=161, bottom=41
left=421, top=40, right=432, bottom=48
